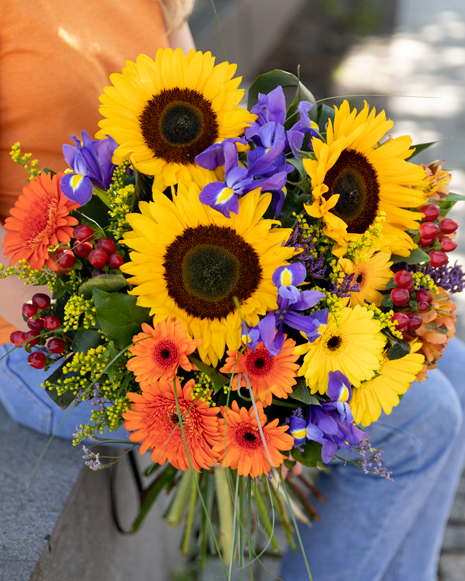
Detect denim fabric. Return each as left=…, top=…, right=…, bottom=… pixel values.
left=0, top=343, right=128, bottom=441
left=281, top=337, right=465, bottom=581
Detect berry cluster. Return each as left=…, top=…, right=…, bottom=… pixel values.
left=10, top=293, right=68, bottom=369
left=418, top=203, right=458, bottom=267
left=388, top=270, right=430, bottom=337
left=57, top=224, right=125, bottom=277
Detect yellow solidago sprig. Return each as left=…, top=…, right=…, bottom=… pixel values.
left=412, top=272, right=438, bottom=294
left=365, top=303, right=403, bottom=340
left=107, top=159, right=134, bottom=239
left=10, top=143, right=40, bottom=179
left=193, top=371, right=217, bottom=407
left=63, top=294, right=97, bottom=331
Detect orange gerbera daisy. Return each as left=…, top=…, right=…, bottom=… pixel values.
left=220, top=338, right=299, bottom=406
left=2, top=172, right=79, bottom=271
left=127, top=316, right=202, bottom=386
left=123, top=378, right=221, bottom=472
left=214, top=401, right=294, bottom=478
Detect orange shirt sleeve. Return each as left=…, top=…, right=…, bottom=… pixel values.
left=0, top=0, right=169, bottom=342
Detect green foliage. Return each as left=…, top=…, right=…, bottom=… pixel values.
left=289, top=377, right=321, bottom=406
left=74, top=193, right=111, bottom=229
left=188, top=354, right=229, bottom=392
left=132, top=166, right=154, bottom=211
left=291, top=440, right=323, bottom=467
left=391, top=247, right=431, bottom=265
left=72, top=329, right=104, bottom=353
left=78, top=273, right=128, bottom=297
left=92, top=289, right=152, bottom=349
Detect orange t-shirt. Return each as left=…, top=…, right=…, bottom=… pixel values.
left=0, top=0, right=169, bottom=342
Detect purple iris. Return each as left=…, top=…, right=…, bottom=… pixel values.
left=246, top=262, right=327, bottom=356
left=288, top=372, right=365, bottom=463
left=197, top=136, right=291, bottom=218
left=60, top=130, right=118, bottom=206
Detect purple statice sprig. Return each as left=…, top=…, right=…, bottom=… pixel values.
left=351, top=436, right=393, bottom=481
left=400, top=261, right=465, bottom=294
left=82, top=446, right=103, bottom=471
left=285, top=221, right=327, bottom=279
left=331, top=272, right=361, bottom=298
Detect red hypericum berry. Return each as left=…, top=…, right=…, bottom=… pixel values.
left=25, top=331, right=40, bottom=346
left=88, top=248, right=108, bottom=268
left=32, top=293, right=51, bottom=310
left=74, top=241, right=93, bottom=258
left=391, top=312, right=409, bottom=330
left=22, top=303, right=38, bottom=318
left=416, top=289, right=432, bottom=304
left=407, top=313, right=423, bottom=331
left=92, top=268, right=107, bottom=277
left=421, top=204, right=440, bottom=222
left=418, top=300, right=431, bottom=311
left=419, top=222, right=439, bottom=240
left=44, top=315, right=61, bottom=331
left=429, top=249, right=448, bottom=267
left=391, top=287, right=410, bottom=306
left=73, top=224, right=95, bottom=242
left=108, top=253, right=124, bottom=269
left=419, top=237, right=435, bottom=247
left=440, top=218, right=458, bottom=235
left=57, top=249, right=77, bottom=269
left=27, top=317, right=45, bottom=332
left=406, top=282, right=415, bottom=293
left=439, top=237, right=457, bottom=252
left=47, top=337, right=66, bottom=354
left=393, top=270, right=413, bottom=288
left=27, top=351, right=46, bottom=369
left=10, top=331, right=27, bottom=347
left=97, top=237, right=116, bottom=255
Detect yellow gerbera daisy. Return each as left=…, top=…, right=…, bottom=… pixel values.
left=96, top=48, right=255, bottom=190
left=338, top=250, right=393, bottom=307
left=295, top=305, right=386, bottom=394
left=303, top=100, right=427, bottom=257
left=121, top=184, right=295, bottom=366
left=350, top=342, right=425, bottom=426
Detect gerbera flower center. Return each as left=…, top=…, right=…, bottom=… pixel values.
left=235, top=425, right=262, bottom=450
left=139, top=88, right=219, bottom=165
left=163, top=225, right=262, bottom=320
left=246, top=348, right=274, bottom=378
left=324, top=149, right=380, bottom=233
left=322, top=330, right=349, bottom=357
left=22, top=199, right=57, bottom=246
left=153, top=339, right=179, bottom=368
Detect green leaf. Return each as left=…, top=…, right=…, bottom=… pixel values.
left=445, top=193, right=465, bottom=202
left=291, top=440, right=322, bottom=468
left=72, top=329, right=104, bottom=353
left=382, top=296, right=394, bottom=309
left=290, top=377, right=321, bottom=405
left=188, top=354, right=229, bottom=392
left=316, top=103, right=336, bottom=135
left=247, top=70, right=317, bottom=120
left=385, top=278, right=396, bottom=289
left=391, top=247, right=431, bottom=265
left=92, top=289, right=152, bottom=349
left=42, top=168, right=56, bottom=177
left=387, top=339, right=411, bottom=360
left=132, top=167, right=154, bottom=211
left=407, top=141, right=438, bottom=159
left=44, top=361, right=77, bottom=409
left=74, top=194, right=110, bottom=228
left=78, top=274, right=128, bottom=297
left=133, top=464, right=178, bottom=533
left=279, top=187, right=311, bottom=225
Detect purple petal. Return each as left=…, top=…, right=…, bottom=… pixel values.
left=60, top=174, right=93, bottom=206
left=273, top=263, right=307, bottom=288
left=305, top=422, right=326, bottom=445
left=321, top=440, right=337, bottom=464
left=62, top=144, right=77, bottom=169
left=199, top=182, right=239, bottom=217
left=292, top=290, right=325, bottom=311
left=265, top=86, right=286, bottom=125
left=314, top=408, right=339, bottom=435
left=288, top=130, right=305, bottom=158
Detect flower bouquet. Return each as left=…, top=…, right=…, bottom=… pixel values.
left=2, top=46, right=464, bottom=577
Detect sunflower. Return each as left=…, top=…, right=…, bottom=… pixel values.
left=96, top=49, right=255, bottom=190
left=295, top=305, right=386, bottom=394
left=303, top=101, right=427, bottom=257
left=213, top=400, right=294, bottom=478
left=2, top=172, right=79, bottom=271
left=220, top=337, right=299, bottom=406
left=127, top=316, right=202, bottom=386
left=123, top=377, right=221, bottom=472
left=121, top=184, right=295, bottom=366
left=338, top=250, right=393, bottom=307
left=350, top=342, right=425, bottom=426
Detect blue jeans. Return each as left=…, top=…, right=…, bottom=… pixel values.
left=281, top=336, right=465, bottom=581
left=0, top=343, right=128, bottom=441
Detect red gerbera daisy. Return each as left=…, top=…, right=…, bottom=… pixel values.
left=2, top=172, right=79, bottom=271
left=220, top=338, right=299, bottom=406
left=127, top=316, right=202, bottom=386
left=213, top=400, right=294, bottom=478
left=123, top=378, right=221, bottom=472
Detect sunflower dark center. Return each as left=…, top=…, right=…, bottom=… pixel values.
left=323, top=149, right=380, bottom=233
left=327, top=335, right=342, bottom=350
left=139, top=88, right=219, bottom=165
left=163, top=225, right=262, bottom=320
